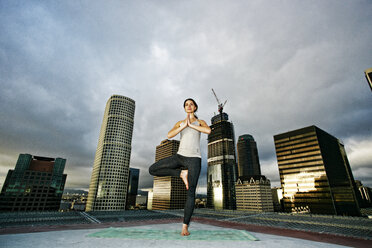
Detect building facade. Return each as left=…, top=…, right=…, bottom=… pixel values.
left=151, top=139, right=187, bottom=210
left=0, top=154, right=67, bottom=211
left=147, top=189, right=153, bottom=210
left=207, top=112, right=238, bottom=210
left=126, top=168, right=139, bottom=209
left=271, top=187, right=284, bottom=212
left=235, top=175, right=273, bottom=212
left=237, top=134, right=261, bottom=177
left=155, top=139, right=180, bottom=162
left=86, top=95, right=135, bottom=211
left=355, top=180, right=372, bottom=208
left=364, top=67, right=372, bottom=92
left=274, top=125, right=360, bottom=216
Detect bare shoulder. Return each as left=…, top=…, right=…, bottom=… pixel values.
left=198, top=119, right=209, bottom=126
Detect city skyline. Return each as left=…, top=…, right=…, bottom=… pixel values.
left=0, top=1, right=372, bottom=194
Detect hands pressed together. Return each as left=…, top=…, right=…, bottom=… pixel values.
left=168, top=113, right=211, bottom=139
left=180, top=114, right=194, bottom=130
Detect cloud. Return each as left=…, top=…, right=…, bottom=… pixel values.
left=345, top=136, right=372, bottom=186
left=0, top=1, right=372, bottom=193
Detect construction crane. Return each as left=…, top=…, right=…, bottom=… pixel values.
left=211, top=88, right=227, bottom=115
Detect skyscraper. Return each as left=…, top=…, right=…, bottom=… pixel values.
left=0, top=154, right=67, bottom=211
left=235, top=134, right=274, bottom=212
left=126, top=168, right=139, bottom=209
left=274, top=125, right=360, bottom=216
left=151, top=139, right=187, bottom=210
left=237, top=134, right=261, bottom=177
left=207, top=112, right=238, bottom=210
left=86, top=95, right=135, bottom=211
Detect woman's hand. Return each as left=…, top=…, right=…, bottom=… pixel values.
left=188, top=119, right=211, bottom=135
left=186, top=113, right=191, bottom=127
left=168, top=118, right=187, bottom=139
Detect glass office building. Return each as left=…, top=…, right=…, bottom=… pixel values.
left=126, top=168, right=139, bottom=209
left=274, top=125, right=360, bottom=216
left=86, top=95, right=135, bottom=211
left=237, top=134, right=261, bottom=177
left=207, top=112, right=238, bottom=210
left=0, top=154, right=67, bottom=211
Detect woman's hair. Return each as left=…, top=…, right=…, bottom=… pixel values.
left=183, top=98, right=198, bottom=119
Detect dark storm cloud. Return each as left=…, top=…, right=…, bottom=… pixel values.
left=1, top=1, right=371, bottom=192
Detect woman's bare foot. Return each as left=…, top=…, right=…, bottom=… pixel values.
left=180, top=170, right=189, bottom=190
left=181, top=224, right=190, bottom=236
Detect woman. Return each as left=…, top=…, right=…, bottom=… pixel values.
left=149, top=98, right=211, bottom=236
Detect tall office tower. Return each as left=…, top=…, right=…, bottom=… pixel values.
left=235, top=175, right=274, bottom=212
left=86, top=95, right=135, bottom=211
left=237, top=134, right=261, bottom=177
left=151, top=139, right=187, bottom=210
left=207, top=112, right=238, bottom=210
left=126, top=168, right=139, bottom=209
left=274, top=125, right=360, bottom=216
left=0, top=154, right=67, bottom=211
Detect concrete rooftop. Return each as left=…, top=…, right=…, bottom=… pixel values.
left=1, top=209, right=371, bottom=248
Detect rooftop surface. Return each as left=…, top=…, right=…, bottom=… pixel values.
left=1, top=209, right=371, bottom=248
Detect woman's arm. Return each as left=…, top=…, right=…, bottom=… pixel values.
left=167, top=120, right=187, bottom=139
left=189, top=119, right=211, bottom=135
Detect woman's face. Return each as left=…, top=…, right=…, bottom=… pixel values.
left=184, top=100, right=197, bottom=114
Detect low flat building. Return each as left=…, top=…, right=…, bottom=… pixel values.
left=235, top=175, right=274, bottom=212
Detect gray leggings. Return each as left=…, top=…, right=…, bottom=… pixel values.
left=149, top=153, right=201, bottom=225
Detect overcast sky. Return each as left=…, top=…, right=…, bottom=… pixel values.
left=1, top=1, right=372, bottom=194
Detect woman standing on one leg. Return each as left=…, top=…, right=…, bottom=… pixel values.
left=149, top=98, right=211, bottom=236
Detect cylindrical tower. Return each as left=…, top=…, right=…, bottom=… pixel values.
left=237, top=134, right=261, bottom=177
left=86, top=95, right=135, bottom=211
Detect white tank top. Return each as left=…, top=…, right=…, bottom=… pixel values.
left=177, top=120, right=201, bottom=158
